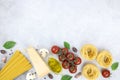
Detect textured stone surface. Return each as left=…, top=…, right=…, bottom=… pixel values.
left=0, top=0, right=120, bottom=80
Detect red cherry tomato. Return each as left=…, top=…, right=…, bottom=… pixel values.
left=62, top=48, right=68, bottom=55
left=74, top=57, right=82, bottom=65
left=58, top=54, right=66, bottom=62
left=66, top=52, right=74, bottom=61
left=51, top=45, right=60, bottom=54
left=62, top=60, right=70, bottom=69
left=102, top=69, right=110, bottom=78
left=69, top=65, right=77, bottom=73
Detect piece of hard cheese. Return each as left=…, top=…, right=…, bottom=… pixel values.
left=27, top=47, right=50, bottom=77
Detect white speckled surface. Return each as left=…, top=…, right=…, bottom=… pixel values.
left=0, top=0, right=120, bottom=80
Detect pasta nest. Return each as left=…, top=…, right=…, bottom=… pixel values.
left=80, top=44, right=98, bottom=60
left=96, top=50, right=113, bottom=68
left=82, top=64, right=100, bottom=80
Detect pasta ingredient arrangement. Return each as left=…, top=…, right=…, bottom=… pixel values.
left=0, top=40, right=119, bottom=80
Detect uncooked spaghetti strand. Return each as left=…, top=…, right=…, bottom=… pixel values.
left=0, top=55, right=26, bottom=79
left=0, top=51, right=20, bottom=73
left=11, top=64, right=32, bottom=80
left=0, top=53, right=24, bottom=77
left=7, top=59, right=32, bottom=79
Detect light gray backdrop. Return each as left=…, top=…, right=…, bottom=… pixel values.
left=0, top=0, right=120, bottom=80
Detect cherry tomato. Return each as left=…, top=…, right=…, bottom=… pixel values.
left=62, top=48, right=68, bottom=55
left=58, top=54, right=66, bottom=62
left=102, top=69, right=110, bottom=78
left=51, top=45, right=60, bottom=54
left=62, top=60, right=70, bottom=69
left=66, top=52, right=74, bottom=61
left=74, top=57, right=82, bottom=65
left=69, top=65, right=77, bottom=73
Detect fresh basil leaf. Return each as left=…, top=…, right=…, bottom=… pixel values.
left=3, top=41, right=16, bottom=49
left=111, top=62, right=119, bottom=70
left=61, top=75, right=72, bottom=80
left=64, top=41, right=70, bottom=49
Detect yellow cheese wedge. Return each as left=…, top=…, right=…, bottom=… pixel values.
left=27, top=46, right=50, bottom=77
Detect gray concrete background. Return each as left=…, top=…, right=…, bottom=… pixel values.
left=0, top=0, right=120, bottom=80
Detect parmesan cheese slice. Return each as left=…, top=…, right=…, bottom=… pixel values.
left=27, top=46, right=50, bottom=78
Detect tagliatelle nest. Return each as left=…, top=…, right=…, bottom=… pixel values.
left=97, top=50, right=113, bottom=68
left=80, top=44, right=98, bottom=60
left=82, top=64, right=100, bottom=80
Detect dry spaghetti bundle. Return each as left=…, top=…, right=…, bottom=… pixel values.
left=0, top=50, right=32, bottom=80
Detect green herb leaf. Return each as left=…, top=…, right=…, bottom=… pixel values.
left=3, top=41, right=16, bottom=49
left=61, top=75, right=72, bottom=80
left=111, top=62, right=119, bottom=70
left=64, top=41, right=70, bottom=49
